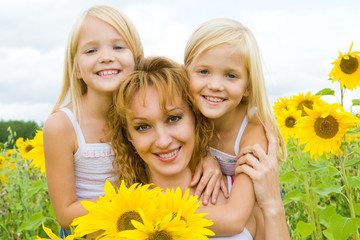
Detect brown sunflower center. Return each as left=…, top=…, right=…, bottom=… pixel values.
left=285, top=117, right=296, bottom=128
left=340, top=55, right=359, bottom=74
left=25, top=144, right=34, bottom=153
left=314, top=115, right=339, bottom=139
left=117, top=211, right=142, bottom=231
left=297, top=100, right=313, bottom=116
left=147, top=230, right=172, bottom=240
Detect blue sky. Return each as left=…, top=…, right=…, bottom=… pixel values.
left=1, top=0, right=359, bottom=124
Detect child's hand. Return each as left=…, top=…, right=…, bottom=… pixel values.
left=190, top=154, right=229, bottom=205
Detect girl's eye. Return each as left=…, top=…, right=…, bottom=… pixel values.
left=114, top=46, right=123, bottom=50
left=85, top=49, right=96, bottom=54
left=199, top=69, right=208, bottom=75
left=226, top=73, right=237, bottom=79
left=135, top=124, right=150, bottom=132
left=168, top=115, right=181, bottom=123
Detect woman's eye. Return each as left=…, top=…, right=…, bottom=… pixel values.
left=135, top=124, right=150, bottom=132
left=168, top=115, right=181, bottom=123
left=199, top=70, right=208, bottom=75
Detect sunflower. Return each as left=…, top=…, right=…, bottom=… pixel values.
left=329, top=42, right=360, bottom=90
left=289, top=92, right=324, bottom=117
left=6, top=150, right=13, bottom=159
left=15, top=137, right=25, bottom=149
left=0, top=155, right=5, bottom=168
left=19, top=139, right=34, bottom=160
left=36, top=223, right=76, bottom=240
left=276, top=107, right=302, bottom=141
left=297, top=103, right=357, bottom=159
left=0, top=175, right=7, bottom=184
left=157, top=188, right=215, bottom=239
left=72, top=180, right=161, bottom=239
left=7, top=159, right=17, bottom=170
left=273, top=96, right=291, bottom=117
left=27, top=130, right=46, bottom=174
left=118, top=208, right=189, bottom=240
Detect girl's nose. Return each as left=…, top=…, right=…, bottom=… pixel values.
left=207, top=75, right=224, bottom=91
left=98, top=52, right=115, bottom=63
left=154, top=126, right=172, bottom=148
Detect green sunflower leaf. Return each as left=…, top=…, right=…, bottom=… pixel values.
left=352, top=99, right=360, bottom=106
left=295, top=221, right=314, bottom=238
left=329, top=214, right=360, bottom=240
left=18, top=213, right=46, bottom=231
left=344, top=156, right=360, bottom=167
left=315, top=88, right=335, bottom=96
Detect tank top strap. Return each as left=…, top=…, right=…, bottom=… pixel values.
left=227, top=176, right=233, bottom=192
left=234, top=107, right=258, bottom=155
left=234, top=115, right=248, bottom=156
left=58, top=108, right=86, bottom=147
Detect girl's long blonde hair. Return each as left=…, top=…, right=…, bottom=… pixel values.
left=108, top=56, right=213, bottom=187
left=184, top=18, right=286, bottom=160
left=52, top=5, right=144, bottom=119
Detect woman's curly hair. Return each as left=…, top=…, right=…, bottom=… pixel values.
left=107, top=56, right=214, bottom=187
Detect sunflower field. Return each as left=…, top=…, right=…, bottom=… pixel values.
left=0, top=43, right=359, bottom=239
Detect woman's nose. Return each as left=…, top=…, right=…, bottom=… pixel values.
left=154, top=126, right=172, bottom=148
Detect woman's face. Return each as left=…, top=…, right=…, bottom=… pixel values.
left=126, top=86, right=196, bottom=181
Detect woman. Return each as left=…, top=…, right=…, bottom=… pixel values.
left=108, top=56, right=290, bottom=239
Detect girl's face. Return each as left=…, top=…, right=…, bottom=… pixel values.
left=189, top=44, right=249, bottom=119
left=126, top=86, right=196, bottom=181
left=76, top=16, right=135, bottom=95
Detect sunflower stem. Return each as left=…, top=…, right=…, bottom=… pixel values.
left=340, top=87, right=344, bottom=107
left=339, top=151, right=360, bottom=240
left=311, top=172, right=323, bottom=239
left=302, top=173, right=318, bottom=239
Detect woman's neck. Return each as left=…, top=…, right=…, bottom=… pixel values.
left=150, top=169, right=195, bottom=195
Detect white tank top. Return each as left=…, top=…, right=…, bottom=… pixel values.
left=209, top=107, right=257, bottom=176
left=59, top=108, right=115, bottom=201
left=209, top=176, right=253, bottom=240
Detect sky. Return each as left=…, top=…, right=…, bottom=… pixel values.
left=1, top=0, right=360, bottom=125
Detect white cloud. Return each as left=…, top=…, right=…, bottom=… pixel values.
left=0, top=46, right=63, bottom=103
left=0, top=102, right=52, bottom=125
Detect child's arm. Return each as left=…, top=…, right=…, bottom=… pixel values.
left=197, top=123, right=267, bottom=236
left=43, top=112, right=95, bottom=229
left=190, top=154, right=229, bottom=205
left=236, top=126, right=291, bottom=240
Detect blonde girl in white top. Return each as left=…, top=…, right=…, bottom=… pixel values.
left=43, top=5, right=143, bottom=232
left=184, top=18, right=288, bottom=238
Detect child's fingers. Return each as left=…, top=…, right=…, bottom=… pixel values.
left=190, top=165, right=203, bottom=187
left=201, top=173, right=221, bottom=205
left=210, top=179, right=222, bottom=204
left=194, top=173, right=211, bottom=202
left=220, top=177, right=229, bottom=199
